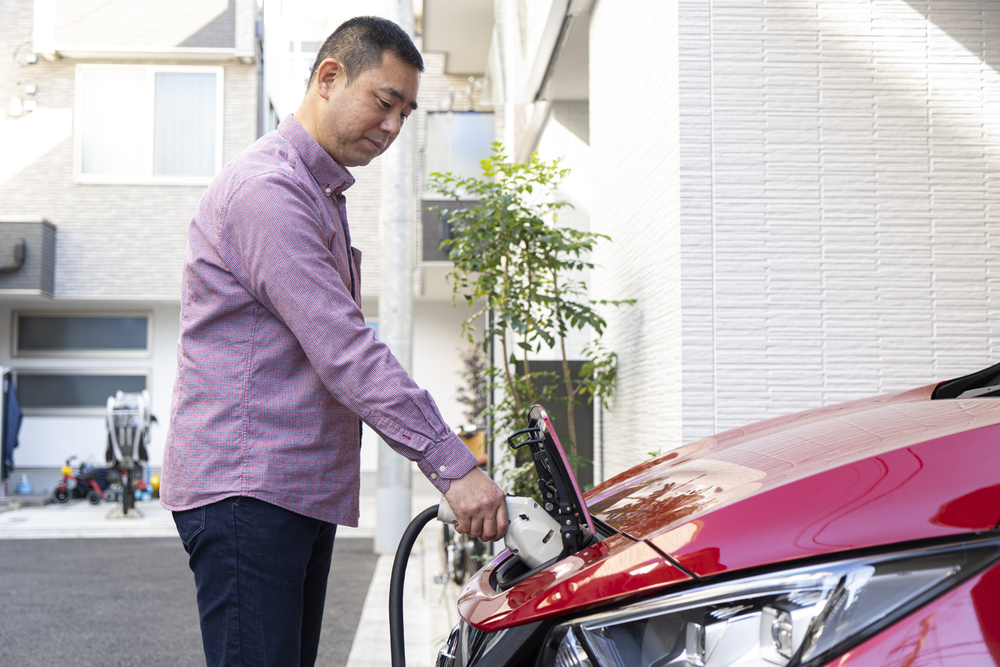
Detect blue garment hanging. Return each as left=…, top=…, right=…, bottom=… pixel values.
left=3, top=378, right=22, bottom=481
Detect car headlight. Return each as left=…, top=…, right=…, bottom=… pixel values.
left=539, top=537, right=1000, bottom=667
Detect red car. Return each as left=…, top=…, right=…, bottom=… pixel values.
left=439, top=364, right=1000, bottom=666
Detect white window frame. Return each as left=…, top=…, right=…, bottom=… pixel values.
left=73, top=64, right=224, bottom=185
left=13, top=368, right=151, bottom=417
left=13, top=311, right=154, bottom=359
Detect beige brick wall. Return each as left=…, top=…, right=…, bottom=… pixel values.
left=1, top=0, right=258, bottom=300
left=0, top=59, right=257, bottom=300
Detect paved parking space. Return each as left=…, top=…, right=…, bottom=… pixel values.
left=0, top=534, right=379, bottom=667
left=0, top=486, right=465, bottom=667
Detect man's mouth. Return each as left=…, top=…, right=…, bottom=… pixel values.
left=366, top=136, right=388, bottom=155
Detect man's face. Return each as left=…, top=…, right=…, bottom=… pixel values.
left=314, top=53, right=419, bottom=167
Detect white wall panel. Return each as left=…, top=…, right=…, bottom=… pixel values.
left=590, top=0, right=683, bottom=478
left=411, top=302, right=482, bottom=431
left=679, top=0, right=1000, bottom=441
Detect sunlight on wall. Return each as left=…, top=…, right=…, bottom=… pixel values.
left=825, top=0, right=1000, bottom=140
left=0, top=108, right=72, bottom=187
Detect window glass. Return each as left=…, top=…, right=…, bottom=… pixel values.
left=424, top=112, right=495, bottom=185
left=154, top=72, right=217, bottom=176
left=16, top=373, right=147, bottom=410
left=79, top=69, right=147, bottom=176
left=16, top=315, right=149, bottom=354
left=76, top=65, right=221, bottom=181
left=451, top=112, right=496, bottom=179
left=425, top=112, right=453, bottom=181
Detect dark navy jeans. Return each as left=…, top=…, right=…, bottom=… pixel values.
left=173, top=497, right=337, bottom=667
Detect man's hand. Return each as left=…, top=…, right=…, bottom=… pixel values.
left=444, top=467, right=508, bottom=541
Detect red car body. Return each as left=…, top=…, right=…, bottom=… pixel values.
left=448, top=381, right=1000, bottom=666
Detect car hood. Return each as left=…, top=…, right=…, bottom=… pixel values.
left=459, top=385, right=1000, bottom=631
left=588, top=384, right=1000, bottom=577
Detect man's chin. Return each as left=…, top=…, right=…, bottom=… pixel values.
left=335, top=153, right=374, bottom=169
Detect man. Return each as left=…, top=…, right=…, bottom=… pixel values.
left=161, top=16, right=508, bottom=667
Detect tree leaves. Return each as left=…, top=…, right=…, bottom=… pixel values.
left=427, top=145, right=633, bottom=465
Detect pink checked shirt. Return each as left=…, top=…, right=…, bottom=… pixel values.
left=160, top=115, right=478, bottom=526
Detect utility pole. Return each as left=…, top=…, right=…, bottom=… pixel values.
left=375, top=0, right=417, bottom=555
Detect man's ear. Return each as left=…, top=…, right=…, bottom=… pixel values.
left=315, top=59, right=343, bottom=100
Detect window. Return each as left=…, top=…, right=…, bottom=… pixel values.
left=14, top=313, right=151, bottom=357
left=75, top=65, right=223, bottom=184
left=15, top=371, right=148, bottom=414
left=424, top=111, right=495, bottom=188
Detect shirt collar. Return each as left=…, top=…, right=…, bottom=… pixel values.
left=278, top=114, right=355, bottom=197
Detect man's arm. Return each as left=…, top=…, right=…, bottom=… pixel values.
left=212, top=171, right=509, bottom=515
left=443, top=466, right=509, bottom=541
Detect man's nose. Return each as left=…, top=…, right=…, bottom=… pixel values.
left=380, top=113, right=401, bottom=136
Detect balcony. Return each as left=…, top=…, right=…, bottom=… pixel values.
left=32, top=0, right=255, bottom=62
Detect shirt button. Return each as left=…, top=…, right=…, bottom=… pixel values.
left=439, top=465, right=447, bottom=473
left=430, top=473, right=438, bottom=480
left=324, top=187, right=332, bottom=195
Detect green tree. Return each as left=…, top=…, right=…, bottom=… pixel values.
left=428, top=145, right=632, bottom=491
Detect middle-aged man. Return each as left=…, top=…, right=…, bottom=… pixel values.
left=161, top=16, right=508, bottom=667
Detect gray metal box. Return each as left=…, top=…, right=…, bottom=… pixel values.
left=421, top=199, right=479, bottom=263
left=0, top=219, right=56, bottom=297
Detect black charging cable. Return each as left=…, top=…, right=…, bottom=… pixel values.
left=390, top=504, right=441, bottom=667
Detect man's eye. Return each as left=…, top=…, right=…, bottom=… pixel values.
left=400, top=114, right=409, bottom=124
left=378, top=98, right=390, bottom=109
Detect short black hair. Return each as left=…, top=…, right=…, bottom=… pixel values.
left=308, top=16, right=424, bottom=88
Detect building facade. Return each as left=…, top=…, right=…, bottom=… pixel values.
left=0, top=0, right=260, bottom=490
left=423, top=0, right=1000, bottom=481
left=0, top=0, right=498, bottom=495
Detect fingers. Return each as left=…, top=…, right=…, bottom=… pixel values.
left=496, top=497, right=509, bottom=538
left=471, top=515, right=486, bottom=540
left=455, top=514, right=471, bottom=536
left=470, top=493, right=508, bottom=542
left=443, top=466, right=508, bottom=542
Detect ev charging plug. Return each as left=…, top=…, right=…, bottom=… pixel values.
left=437, top=495, right=564, bottom=569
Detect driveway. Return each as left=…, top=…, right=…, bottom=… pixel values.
left=0, top=500, right=378, bottom=667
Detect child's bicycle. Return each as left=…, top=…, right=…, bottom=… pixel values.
left=51, top=456, right=111, bottom=505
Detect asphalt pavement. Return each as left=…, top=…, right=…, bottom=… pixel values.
left=0, top=508, right=377, bottom=667
left=0, top=485, right=464, bottom=667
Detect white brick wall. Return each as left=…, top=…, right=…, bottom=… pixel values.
left=590, top=0, right=683, bottom=478
left=580, top=0, right=1000, bottom=476
left=677, top=0, right=1000, bottom=442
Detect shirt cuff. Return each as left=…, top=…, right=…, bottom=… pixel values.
left=417, top=432, right=480, bottom=494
